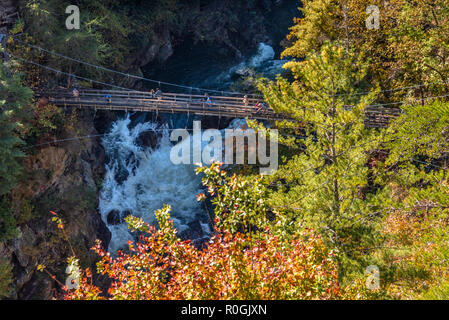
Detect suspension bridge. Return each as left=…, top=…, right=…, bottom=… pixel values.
left=36, top=88, right=401, bottom=128
left=36, top=89, right=287, bottom=121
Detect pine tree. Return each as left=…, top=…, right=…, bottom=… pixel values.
left=375, top=101, right=449, bottom=213
left=0, top=61, right=33, bottom=196
left=0, top=60, right=32, bottom=242
left=260, top=42, right=380, bottom=253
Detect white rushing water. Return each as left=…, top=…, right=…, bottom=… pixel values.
left=199, top=42, right=287, bottom=90
left=99, top=116, right=255, bottom=252
left=99, top=116, right=207, bottom=253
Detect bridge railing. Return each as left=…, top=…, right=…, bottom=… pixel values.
left=39, top=89, right=265, bottom=107
left=37, top=89, right=403, bottom=127
left=40, top=89, right=281, bottom=120
left=46, top=98, right=282, bottom=121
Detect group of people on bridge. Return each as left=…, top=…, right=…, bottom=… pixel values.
left=243, top=95, right=268, bottom=113
left=70, top=86, right=270, bottom=114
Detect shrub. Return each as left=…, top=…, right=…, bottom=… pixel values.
left=64, top=205, right=343, bottom=300
left=0, top=259, right=13, bottom=299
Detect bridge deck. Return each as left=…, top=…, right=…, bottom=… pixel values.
left=38, top=89, right=401, bottom=128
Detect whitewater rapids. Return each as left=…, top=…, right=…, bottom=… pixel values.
left=99, top=117, right=208, bottom=253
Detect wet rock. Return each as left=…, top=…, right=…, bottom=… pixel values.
left=136, top=130, right=158, bottom=149
left=107, top=210, right=121, bottom=225
left=133, top=29, right=173, bottom=68
left=107, top=210, right=132, bottom=225
left=180, top=220, right=204, bottom=241
left=122, top=210, right=132, bottom=219
left=156, top=29, right=174, bottom=62
left=199, top=116, right=233, bottom=130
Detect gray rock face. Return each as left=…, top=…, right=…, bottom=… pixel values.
left=136, top=130, right=159, bottom=149
left=130, top=0, right=284, bottom=72
left=106, top=210, right=121, bottom=225
left=133, top=28, right=174, bottom=68
left=0, top=0, right=17, bottom=33
left=2, top=109, right=111, bottom=299
left=107, top=210, right=132, bottom=225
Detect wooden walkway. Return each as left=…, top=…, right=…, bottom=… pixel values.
left=38, top=89, right=286, bottom=121
left=38, top=89, right=401, bottom=128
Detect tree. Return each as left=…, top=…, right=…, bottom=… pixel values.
left=0, top=199, right=17, bottom=243
left=0, top=61, right=33, bottom=196
left=284, top=1, right=449, bottom=101
left=374, top=101, right=449, bottom=215
left=0, top=58, right=32, bottom=242
left=13, top=0, right=133, bottom=88
left=259, top=42, right=381, bottom=257
left=196, top=162, right=271, bottom=235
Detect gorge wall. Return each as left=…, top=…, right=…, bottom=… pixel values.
left=0, top=108, right=110, bottom=299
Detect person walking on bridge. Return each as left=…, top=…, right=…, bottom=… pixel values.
left=155, top=88, right=162, bottom=100
left=243, top=95, right=249, bottom=107
left=104, top=93, right=112, bottom=104
left=72, top=87, right=80, bottom=102
left=204, top=93, right=212, bottom=107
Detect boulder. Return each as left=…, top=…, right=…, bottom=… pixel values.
left=136, top=130, right=158, bottom=149
left=106, top=210, right=132, bottom=225
left=106, top=210, right=121, bottom=225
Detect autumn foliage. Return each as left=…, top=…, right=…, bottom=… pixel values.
left=63, top=205, right=342, bottom=300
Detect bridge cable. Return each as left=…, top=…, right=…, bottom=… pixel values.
left=9, top=53, right=135, bottom=91
left=10, top=36, right=263, bottom=98
left=11, top=36, right=449, bottom=100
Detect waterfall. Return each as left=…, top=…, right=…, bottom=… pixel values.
left=99, top=116, right=208, bottom=253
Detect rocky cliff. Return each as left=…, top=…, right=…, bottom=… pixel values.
left=0, top=108, right=110, bottom=299
left=129, top=0, right=288, bottom=74
left=0, top=0, right=16, bottom=33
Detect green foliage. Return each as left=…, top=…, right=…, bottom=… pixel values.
left=278, top=3, right=449, bottom=296
left=373, top=101, right=449, bottom=214
left=283, top=0, right=449, bottom=99
left=0, top=62, right=33, bottom=197
left=26, top=103, right=65, bottom=143
left=0, top=199, right=17, bottom=243
left=260, top=43, right=382, bottom=255
left=382, top=101, right=449, bottom=167
left=0, top=258, right=13, bottom=299
left=196, top=163, right=272, bottom=235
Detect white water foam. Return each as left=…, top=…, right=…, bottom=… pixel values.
left=98, top=42, right=283, bottom=253
left=202, top=43, right=286, bottom=89
left=99, top=116, right=205, bottom=253
left=248, top=43, right=275, bottom=68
